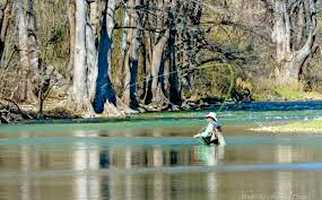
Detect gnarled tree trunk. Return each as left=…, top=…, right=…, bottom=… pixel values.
left=272, top=0, right=318, bottom=85
left=144, top=30, right=169, bottom=106
left=146, top=30, right=169, bottom=106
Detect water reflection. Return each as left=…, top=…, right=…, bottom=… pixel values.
left=193, top=146, right=224, bottom=200
left=192, top=146, right=225, bottom=166
left=73, top=131, right=101, bottom=200
left=0, top=133, right=322, bottom=200
left=275, top=145, right=293, bottom=200
left=0, top=139, right=227, bottom=200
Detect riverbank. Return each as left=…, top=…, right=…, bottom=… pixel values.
left=1, top=99, right=322, bottom=126
left=250, top=119, right=322, bottom=134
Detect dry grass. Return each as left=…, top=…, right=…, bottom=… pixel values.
left=250, top=119, right=322, bottom=134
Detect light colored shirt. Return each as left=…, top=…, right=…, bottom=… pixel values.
left=200, top=121, right=226, bottom=146
left=200, top=122, right=216, bottom=137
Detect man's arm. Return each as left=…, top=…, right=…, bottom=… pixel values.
left=200, top=123, right=213, bottom=137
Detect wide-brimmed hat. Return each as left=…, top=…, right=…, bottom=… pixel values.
left=206, top=112, right=217, bottom=121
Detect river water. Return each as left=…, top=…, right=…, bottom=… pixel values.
left=0, top=104, right=322, bottom=200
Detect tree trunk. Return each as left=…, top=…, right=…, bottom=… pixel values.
left=272, top=0, right=291, bottom=64
left=16, top=0, right=30, bottom=102
left=106, top=0, right=116, bottom=79
left=94, top=0, right=131, bottom=115
left=121, top=0, right=132, bottom=105
left=71, top=0, right=91, bottom=110
left=142, top=0, right=182, bottom=107
left=15, top=0, right=62, bottom=116
left=86, top=1, right=99, bottom=105
left=272, top=0, right=318, bottom=85
left=140, top=36, right=150, bottom=102
left=167, top=1, right=182, bottom=105
left=149, top=30, right=169, bottom=105
left=122, top=0, right=140, bottom=109
left=168, top=31, right=182, bottom=105
left=0, top=0, right=12, bottom=62
left=26, top=0, right=40, bottom=73
left=68, top=0, right=131, bottom=116
left=15, top=0, right=40, bottom=103
left=67, top=0, right=76, bottom=84
left=117, top=0, right=130, bottom=93
left=120, top=1, right=130, bottom=56
left=94, top=0, right=115, bottom=113
left=69, top=0, right=98, bottom=114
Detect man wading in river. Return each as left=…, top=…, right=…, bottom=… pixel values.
left=193, top=112, right=226, bottom=146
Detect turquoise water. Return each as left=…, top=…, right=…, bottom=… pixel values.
left=0, top=106, right=322, bottom=199
left=1, top=108, right=322, bottom=133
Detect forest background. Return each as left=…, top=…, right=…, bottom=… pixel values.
left=0, top=0, right=321, bottom=120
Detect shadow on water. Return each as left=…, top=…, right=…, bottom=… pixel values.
left=212, top=100, right=322, bottom=111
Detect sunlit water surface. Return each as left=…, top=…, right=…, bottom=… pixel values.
left=0, top=106, right=322, bottom=200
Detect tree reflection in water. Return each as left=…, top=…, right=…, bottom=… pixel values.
left=90, top=144, right=225, bottom=200
left=1, top=133, right=322, bottom=200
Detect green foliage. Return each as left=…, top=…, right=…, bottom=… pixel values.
left=274, top=86, right=304, bottom=100
left=252, top=82, right=322, bottom=101
left=274, top=86, right=322, bottom=101
left=193, top=62, right=236, bottom=98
